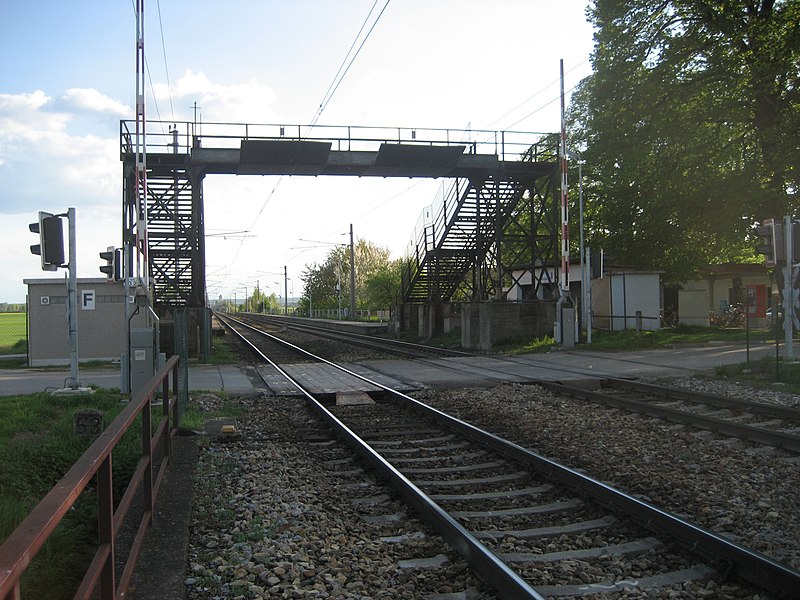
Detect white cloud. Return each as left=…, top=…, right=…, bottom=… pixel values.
left=0, top=90, right=122, bottom=215
left=156, top=69, right=279, bottom=123
left=0, top=90, right=49, bottom=112
left=0, top=90, right=66, bottom=134
left=57, top=88, right=130, bottom=116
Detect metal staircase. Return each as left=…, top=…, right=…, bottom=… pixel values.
left=400, top=166, right=556, bottom=303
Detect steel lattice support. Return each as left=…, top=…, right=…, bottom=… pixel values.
left=495, top=174, right=560, bottom=300
left=123, top=160, right=206, bottom=306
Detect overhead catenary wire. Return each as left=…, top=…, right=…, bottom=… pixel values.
left=241, top=2, right=392, bottom=239
left=311, top=0, right=382, bottom=127
left=483, top=58, right=590, bottom=131
left=156, top=0, right=175, bottom=122
left=310, top=0, right=392, bottom=128
left=225, top=0, right=393, bottom=290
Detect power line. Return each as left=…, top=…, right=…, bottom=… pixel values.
left=156, top=0, right=175, bottom=121
left=236, top=0, right=393, bottom=279
left=505, top=82, right=581, bottom=131
left=485, top=58, right=590, bottom=131
left=311, top=0, right=392, bottom=128
left=313, top=0, right=381, bottom=125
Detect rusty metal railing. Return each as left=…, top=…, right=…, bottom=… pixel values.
left=0, top=355, right=182, bottom=600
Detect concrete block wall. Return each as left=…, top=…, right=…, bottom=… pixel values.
left=462, top=301, right=556, bottom=351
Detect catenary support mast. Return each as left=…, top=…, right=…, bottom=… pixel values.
left=559, top=59, right=570, bottom=297
left=134, top=0, right=148, bottom=285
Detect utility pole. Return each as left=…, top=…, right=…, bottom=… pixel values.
left=556, top=59, right=576, bottom=347
left=66, top=208, right=80, bottom=388
left=349, top=224, right=356, bottom=320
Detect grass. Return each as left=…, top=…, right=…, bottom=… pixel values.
left=574, top=325, right=774, bottom=352
left=388, top=328, right=464, bottom=350
left=0, top=382, right=243, bottom=598
left=208, top=332, right=239, bottom=364
left=483, top=324, right=778, bottom=357
left=180, top=395, right=246, bottom=431
left=714, top=355, right=800, bottom=393
left=0, top=312, right=27, bottom=355
left=0, top=389, right=143, bottom=599
left=392, top=323, right=772, bottom=355
left=494, top=335, right=557, bottom=354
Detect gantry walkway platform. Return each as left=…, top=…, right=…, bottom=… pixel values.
left=120, top=121, right=558, bottom=307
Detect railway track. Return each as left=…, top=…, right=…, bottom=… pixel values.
left=224, top=314, right=318, bottom=363
left=217, top=313, right=800, bottom=598
left=539, top=378, right=800, bottom=454
left=233, top=312, right=474, bottom=359
left=225, top=312, right=800, bottom=453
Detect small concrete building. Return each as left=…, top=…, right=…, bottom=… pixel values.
left=24, top=277, right=135, bottom=366
left=509, top=265, right=663, bottom=332
left=592, top=270, right=662, bottom=331
left=677, top=263, right=771, bottom=328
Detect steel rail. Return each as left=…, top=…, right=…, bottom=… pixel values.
left=217, top=314, right=544, bottom=600
left=538, top=380, right=800, bottom=453
left=222, top=314, right=800, bottom=597
left=605, top=378, right=800, bottom=420
left=385, top=393, right=800, bottom=598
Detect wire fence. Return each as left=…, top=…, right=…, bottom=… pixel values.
left=0, top=310, right=27, bottom=355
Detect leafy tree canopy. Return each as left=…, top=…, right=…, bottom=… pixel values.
left=571, top=0, right=799, bottom=281
left=301, top=239, right=397, bottom=314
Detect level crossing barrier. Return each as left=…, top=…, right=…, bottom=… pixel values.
left=0, top=355, right=182, bottom=600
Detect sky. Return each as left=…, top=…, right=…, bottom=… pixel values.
left=0, top=0, right=595, bottom=304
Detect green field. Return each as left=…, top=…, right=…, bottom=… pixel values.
left=0, top=389, right=141, bottom=598
left=0, top=312, right=26, bottom=354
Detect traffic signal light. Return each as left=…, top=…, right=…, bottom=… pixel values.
left=99, top=246, right=122, bottom=281
left=29, top=211, right=65, bottom=271
left=755, top=218, right=784, bottom=267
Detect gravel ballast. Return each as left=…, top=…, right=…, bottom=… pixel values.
left=184, top=393, right=489, bottom=599
left=416, top=377, right=800, bottom=572
left=184, top=375, right=799, bottom=598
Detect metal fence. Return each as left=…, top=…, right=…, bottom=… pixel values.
left=0, top=356, right=182, bottom=600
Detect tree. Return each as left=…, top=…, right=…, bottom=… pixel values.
left=249, top=287, right=279, bottom=313
left=363, top=259, right=402, bottom=314
left=352, top=240, right=393, bottom=309
left=301, top=239, right=397, bottom=316
left=572, top=0, right=799, bottom=281
left=301, top=251, right=347, bottom=314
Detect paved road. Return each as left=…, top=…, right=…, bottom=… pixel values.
left=0, top=341, right=776, bottom=396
